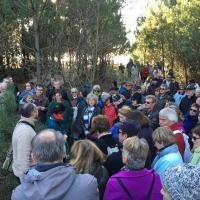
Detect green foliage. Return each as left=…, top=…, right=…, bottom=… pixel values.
left=133, top=0, right=200, bottom=81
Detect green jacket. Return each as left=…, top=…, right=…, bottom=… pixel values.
left=47, top=100, right=73, bottom=132
left=190, top=146, right=200, bottom=165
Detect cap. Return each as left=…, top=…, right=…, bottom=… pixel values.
left=119, top=119, right=141, bottom=137
left=101, top=92, right=111, bottom=101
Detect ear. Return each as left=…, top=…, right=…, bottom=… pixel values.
left=31, top=153, right=37, bottom=165
left=122, top=154, right=128, bottom=165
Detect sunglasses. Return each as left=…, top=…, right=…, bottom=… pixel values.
left=192, top=136, right=200, bottom=141
left=145, top=101, right=153, bottom=104
left=160, top=88, right=166, bottom=90
left=93, top=90, right=100, bottom=93
left=190, top=109, right=198, bottom=113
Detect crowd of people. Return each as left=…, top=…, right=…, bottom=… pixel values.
left=1, top=68, right=200, bottom=200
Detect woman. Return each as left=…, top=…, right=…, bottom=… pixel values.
left=110, top=106, right=132, bottom=142
left=184, top=103, right=199, bottom=135
left=70, top=140, right=109, bottom=200
left=79, top=93, right=101, bottom=138
left=104, top=136, right=162, bottom=200
left=47, top=91, right=73, bottom=133
left=127, top=110, right=155, bottom=161
left=151, top=127, right=183, bottom=180
left=92, top=115, right=118, bottom=156
left=190, top=125, right=200, bottom=165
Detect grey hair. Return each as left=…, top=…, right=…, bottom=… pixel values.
left=145, top=95, right=157, bottom=103
left=122, top=137, right=149, bottom=170
left=31, top=129, right=66, bottom=163
left=86, top=93, right=98, bottom=103
left=20, top=103, right=37, bottom=118
left=159, top=107, right=178, bottom=123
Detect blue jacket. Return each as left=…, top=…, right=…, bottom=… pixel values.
left=173, top=92, right=185, bottom=107
left=119, top=86, right=131, bottom=99
left=151, top=144, right=183, bottom=180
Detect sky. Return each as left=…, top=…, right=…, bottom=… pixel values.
left=113, top=0, right=155, bottom=64
left=121, top=0, right=156, bottom=43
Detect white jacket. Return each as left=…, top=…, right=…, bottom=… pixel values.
left=12, top=117, right=36, bottom=179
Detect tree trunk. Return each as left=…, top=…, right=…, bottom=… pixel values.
left=32, top=2, right=41, bottom=83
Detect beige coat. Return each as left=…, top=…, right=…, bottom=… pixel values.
left=12, top=117, right=36, bottom=179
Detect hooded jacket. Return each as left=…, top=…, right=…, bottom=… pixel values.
left=12, top=165, right=99, bottom=200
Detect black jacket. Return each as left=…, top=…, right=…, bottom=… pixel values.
left=179, top=95, right=197, bottom=115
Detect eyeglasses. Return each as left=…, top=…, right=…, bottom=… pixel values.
left=145, top=101, right=153, bottom=104
left=192, top=136, right=200, bottom=141
left=160, top=88, right=166, bottom=90
left=190, top=109, right=198, bottom=113
left=93, top=90, right=100, bottom=93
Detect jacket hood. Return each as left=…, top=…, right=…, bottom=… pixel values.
left=19, top=165, right=77, bottom=199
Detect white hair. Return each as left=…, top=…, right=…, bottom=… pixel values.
left=159, top=107, right=178, bottom=123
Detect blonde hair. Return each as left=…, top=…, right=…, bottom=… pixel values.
left=118, top=106, right=132, bottom=117
left=70, top=140, right=105, bottom=173
left=123, top=136, right=149, bottom=169
left=152, top=127, right=176, bottom=146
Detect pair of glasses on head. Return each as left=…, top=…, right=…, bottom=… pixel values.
left=192, top=136, right=200, bottom=141
left=190, top=108, right=198, bottom=113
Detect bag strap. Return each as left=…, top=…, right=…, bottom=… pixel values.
left=146, top=172, right=155, bottom=200
left=116, top=177, right=133, bottom=200
left=19, top=121, right=35, bottom=131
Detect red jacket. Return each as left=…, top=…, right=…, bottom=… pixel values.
left=103, top=104, right=117, bottom=127
left=169, top=123, right=186, bottom=159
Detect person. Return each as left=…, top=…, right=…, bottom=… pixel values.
left=119, top=81, right=132, bottom=99
left=126, top=58, right=134, bottom=78
left=184, top=103, right=199, bottom=135
left=12, top=103, right=37, bottom=181
left=104, top=119, right=142, bottom=176
left=190, top=125, right=200, bottom=165
left=162, top=164, right=200, bottom=200
left=159, top=107, right=186, bottom=159
left=104, top=136, right=162, bottom=200
left=11, top=129, right=99, bottom=200
left=143, top=95, right=159, bottom=130
left=47, top=91, right=73, bottom=133
left=18, top=82, right=34, bottom=101
left=92, top=115, right=119, bottom=156
left=118, top=63, right=125, bottom=74
left=101, top=92, right=117, bottom=127
left=33, top=84, right=49, bottom=124
left=173, top=84, right=185, bottom=107
left=179, top=85, right=197, bottom=115
left=151, top=127, right=183, bottom=180
left=70, top=140, right=109, bottom=199
left=127, top=110, right=155, bottom=160
left=79, top=93, right=101, bottom=137
left=91, top=84, right=103, bottom=110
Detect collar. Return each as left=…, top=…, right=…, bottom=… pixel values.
left=33, top=162, right=65, bottom=172
left=20, top=116, right=35, bottom=126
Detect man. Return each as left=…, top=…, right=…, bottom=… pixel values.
left=12, top=129, right=99, bottom=200
left=104, top=119, right=143, bottom=176
left=33, top=84, right=49, bottom=124
left=173, top=84, right=186, bottom=107
left=12, top=103, right=37, bottom=180
left=143, top=95, right=159, bottom=130
left=159, top=107, right=191, bottom=161
left=119, top=81, right=132, bottom=99
left=179, top=85, right=196, bottom=115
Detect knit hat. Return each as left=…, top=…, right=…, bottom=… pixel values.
left=101, top=92, right=111, bottom=102
left=119, top=119, right=141, bottom=137
left=162, top=164, right=200, bottom=200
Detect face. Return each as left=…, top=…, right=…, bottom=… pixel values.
left=93, top=89, right=100, bottom=96
left=55, top=93, right=62, bottom=102
left=25, top=95, right=33, bottom=103
left=36, top=87, right=43, bottom=96
left=189, top=106, right=198, bottom=116
left=159, top=115, right=171, bottom=127
left=196, top=98, right=200, bottom=106
left=119, top=129, right=127, bottom=143
left=192, top=133, right=200, bottom=148
left=118, top=113, right=126, bottom=122
left=186, top=90, right=194, bottom=97
left=31, top=107, right=38, bottom=120
left=25, top=83, right=31, bottom=91
left=71, top=91, right=78, bottom=98
left=88, top=98, right=96, bottom=106
left=154, top=141, right=164, bottom=150
left=54, top=81, right=61, bottom=90
left=161, top=188, right=171, bottom=200
left=145, top=98, right=155, bottom=111
left=160, top=87, right=167, bottom=95
left=125, top=84, right=132, bottom=91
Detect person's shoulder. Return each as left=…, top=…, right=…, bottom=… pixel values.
left=75, top=173, right=97, bottom=188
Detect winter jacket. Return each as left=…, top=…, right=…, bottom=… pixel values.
left=104, top=169, right=162, bottom=200
left=173, top=92, right=186, bottom=107
left=12, top=117, right=36, bottom=179
left=179, top=95, right=196, bottom=115
left=119, top=86, right=131, bottom=99
left=184, top=112, right=198, bottom=134
left=11, top=164, right=99, bottom=200
left=151, top=144, right=183, bottom=180
left=190, top=146, right=200, bottom=165
left=144, top=108, right=159, bottom=130
left=103, top=104, right=117, bottom=127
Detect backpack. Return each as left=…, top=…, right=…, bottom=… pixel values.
left=173, top=130, right=192, bottom=162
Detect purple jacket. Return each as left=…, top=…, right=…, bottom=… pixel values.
left=104, top=169, right=162, bottom=200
